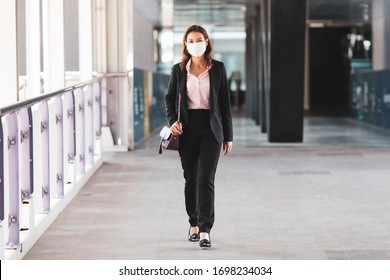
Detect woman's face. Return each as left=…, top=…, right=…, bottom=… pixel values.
left=185, top=31, right=208, bottom=46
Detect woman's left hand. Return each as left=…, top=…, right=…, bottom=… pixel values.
left=223, top=141, right=233, bottom=155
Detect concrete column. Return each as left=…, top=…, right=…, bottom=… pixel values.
left=0, top=0, right=18, bottom=107
left=372, top=0, right=390, bottom=71
left=42, top=0, right=65, bottom=93
left=268, top=0, right=306, bottom=142
left=304, top=24, right=310, bottom=112
left=93, top=0, right=108, bottom=134
left=93, top=0, right=107, bottom=74
left=121, top=0, right=134, bottom=150
left=260, top=0, right=270, bottom=133
left=245, top=24, right=254, bottom=119
left=248, top=13, right=260, bottom=125
left=26, top=0, right=41, bottom=98
left=79, top=0, right=93, bottom=81
left=106, top=0, right=134, bottom=150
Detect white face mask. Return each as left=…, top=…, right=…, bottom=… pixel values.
left=187, top=41, right=207, bottom=57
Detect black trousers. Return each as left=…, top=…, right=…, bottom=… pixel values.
left=179, top=109, right=222, bottom=234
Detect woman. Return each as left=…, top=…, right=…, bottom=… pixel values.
left=165, top=25, right=233, bottom=248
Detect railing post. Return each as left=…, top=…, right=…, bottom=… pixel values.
left=49, top=97, right=64, bottom=198
left=63, top=92, right=76, bottom=187
left=33, top=102, right=50, bottom=214
left=41, top=102, right=50, bottom=213
left=74, top=89, right=85, bottom=177
left=3, top=113, right=20, bottom=249
left=83, top=85, right=94, bottom=168
left=0, top=120, right=4, bottom=259
left=17, top=108, right=34, bottom=232
left=93, top=81, right=102, bottom=155
left=106, top=77, right=119, bottom=145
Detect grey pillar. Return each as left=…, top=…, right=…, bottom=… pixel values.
left=268, top=0, right=306, bottom=142
left=372, top=0, right=390, bottom=70
left=245, top=6, right=261, bottom=123
left=245, top=24, right=254, bottom=119
left=260, top=0, right=270, bottom=134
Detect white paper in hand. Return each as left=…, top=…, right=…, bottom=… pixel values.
left=159, top=126, right=172, bottom=140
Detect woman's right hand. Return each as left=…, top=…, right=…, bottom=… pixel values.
left=170, top=121, right=183, bottom=135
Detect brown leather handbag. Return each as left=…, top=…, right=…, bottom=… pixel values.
left=158, top=94, right=181, bottom=154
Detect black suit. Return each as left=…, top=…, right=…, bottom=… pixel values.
left=165, top=59, right=233, bottom=143
left=165, top=59, right=233, bottom=234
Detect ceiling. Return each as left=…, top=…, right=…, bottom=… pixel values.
left=133, top=0, right=372, bottom=29
left=133, top=0, right=257, bottom=29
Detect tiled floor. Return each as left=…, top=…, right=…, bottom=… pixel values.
left=23, top=116, right=390, bottom=260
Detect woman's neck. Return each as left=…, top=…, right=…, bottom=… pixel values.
left=191, top=56, right=206, bottom=68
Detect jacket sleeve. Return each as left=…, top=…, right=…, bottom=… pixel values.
left=165, top=64, right=179, bottom=126
left=219, top=63, right=233, bottom=142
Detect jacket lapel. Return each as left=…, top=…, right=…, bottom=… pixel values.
left=177, top=66, right=188, bottom=111
left=208, top=62, right=220, bottom=109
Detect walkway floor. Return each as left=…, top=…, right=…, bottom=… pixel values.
left=24, top=115, right=390, bottom=260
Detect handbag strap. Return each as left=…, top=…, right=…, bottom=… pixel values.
left=158, top=138, right=163, bottom=154
left=177, top=93, right=181, bottom=122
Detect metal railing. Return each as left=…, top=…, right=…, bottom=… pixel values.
left=0, top=76, right=103, bottom=259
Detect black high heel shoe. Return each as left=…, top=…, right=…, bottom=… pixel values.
left=188, top=228, right=200, bottom=242
left=199, top=233, right=211, bottom=248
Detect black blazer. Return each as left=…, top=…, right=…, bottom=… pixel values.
left=165, top=59, right=233, bottom=143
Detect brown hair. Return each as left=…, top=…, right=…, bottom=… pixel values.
left=179, top=25, right=213, bottom=70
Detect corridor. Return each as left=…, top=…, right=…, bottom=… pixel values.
left=23, top=116, right=390, bottom=260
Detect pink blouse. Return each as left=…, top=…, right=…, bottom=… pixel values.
left=186, top=59, right=211, bottom=109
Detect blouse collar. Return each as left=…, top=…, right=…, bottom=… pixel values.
left=186, top=59, right=212, bottom=72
